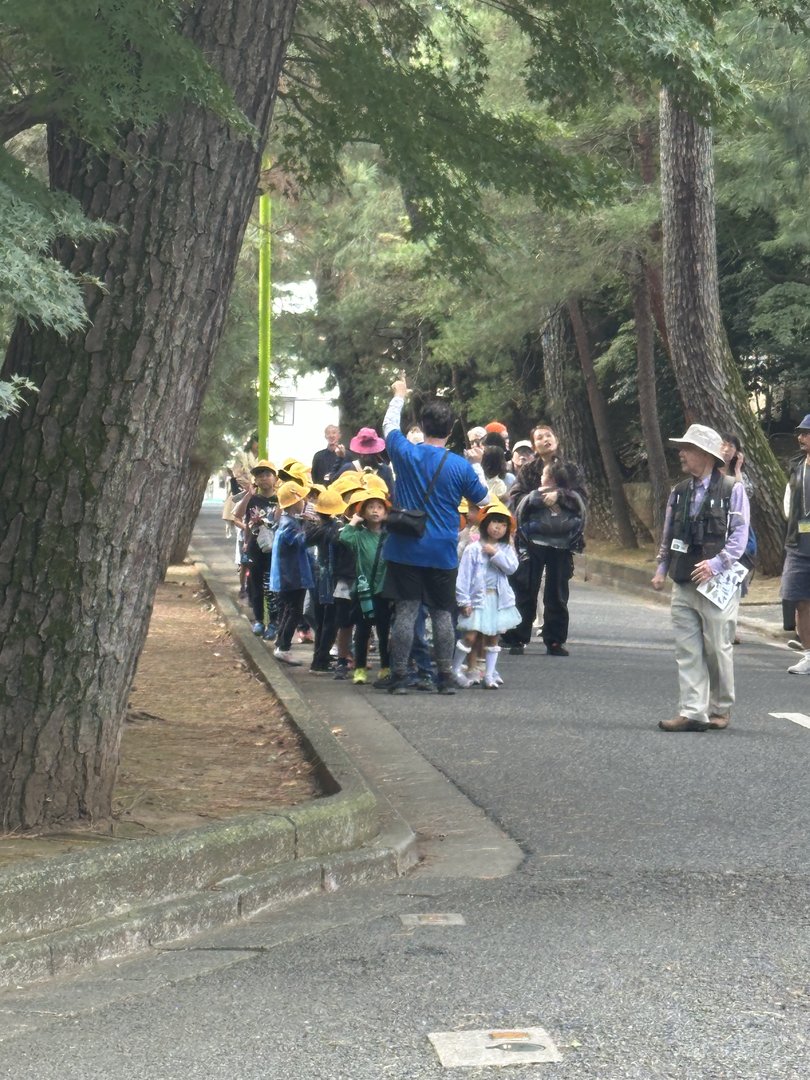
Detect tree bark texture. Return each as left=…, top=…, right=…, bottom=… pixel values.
left=541, top=309, right=618, bottom=541
left=169, top=458, right=212, bottom=566
left=0, top=0, right=299, bottom=830
left=567, top=297, right=639, bottom=549
left=659, top=89, right=787, bottom=576
left=631, top=263, right=670, bottom=538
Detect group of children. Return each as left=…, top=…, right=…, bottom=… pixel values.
left=228, top=449, right=549, bottom=690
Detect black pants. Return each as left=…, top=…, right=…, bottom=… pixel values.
left=277, top=589, right=307, bottom=651
left=311, top=599, right=337, bottom=668
left=504, top=546, right=573, bottom=647
left=353, top=596, right=392, bottom=670
left=247, top=550, right=271, bottom=624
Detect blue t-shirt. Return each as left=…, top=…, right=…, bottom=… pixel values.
left=383, top=432, right=488, bottom=570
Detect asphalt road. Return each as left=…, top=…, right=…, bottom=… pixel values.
left=2, top=505, right=807, bottom=1079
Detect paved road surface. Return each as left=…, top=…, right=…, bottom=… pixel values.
left=1, top=505, right=806, bottom=1079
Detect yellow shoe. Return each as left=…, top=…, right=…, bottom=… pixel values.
left=353, top=667, right=367, bottom=685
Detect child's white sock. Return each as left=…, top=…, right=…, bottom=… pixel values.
left=452, top=640, right=471, bottom=675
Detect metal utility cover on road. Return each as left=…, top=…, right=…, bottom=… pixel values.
left=428, top=1026, right=562, bottom=1067
left=399, top=913, right=466, bottom=927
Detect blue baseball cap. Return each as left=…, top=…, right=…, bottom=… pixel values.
left=796, top=414, right=810, bottom=432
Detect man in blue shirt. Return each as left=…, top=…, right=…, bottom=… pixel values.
left=380, top=377, right=490, bottom=694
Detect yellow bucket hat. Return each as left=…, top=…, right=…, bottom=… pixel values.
left=314, top=488, right=346, bottom=517
left=251, top=459, right=277, bottom=475
left=481, top=498, right=514, bottom=524
left=348, top=489, right=391, bottom=513
left=277, top=480, right=309, bottom=509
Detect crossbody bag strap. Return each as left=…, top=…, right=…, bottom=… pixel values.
left=369, top=531, right=385, bottom=592
left=419, top=448, right=451, bottom=514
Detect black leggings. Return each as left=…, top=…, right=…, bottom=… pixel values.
left=311, top=599, right=337, bottom=667
left=276, top=589, right=307, bottom=651
left=353, top=596, right=392, bottom=670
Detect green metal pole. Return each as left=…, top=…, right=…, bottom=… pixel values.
left=257, top=186, right=272, bottom=459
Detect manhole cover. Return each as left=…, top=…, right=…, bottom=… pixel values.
left=399, top=913, right=466, bottom=927
left=428, top=1026, right=562, bottom=1068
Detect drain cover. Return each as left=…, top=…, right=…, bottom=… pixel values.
left=399, top=913, right=466, bottom=927
left=428, top=1026, right=562, bottom=1068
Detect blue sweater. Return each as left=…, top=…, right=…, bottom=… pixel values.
left=270, top=513, right=315, bottom=592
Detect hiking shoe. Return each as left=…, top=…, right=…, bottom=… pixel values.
left=273, top=647, right=302, bottom=666
left=262, top=623, right=277, bottom=641
left=333, top=660, right=350, bottom=680
left=353, top=667, right=368, bottom=685
left=658, top=715, right=708, bottom=732
left=546, top=643, right=569, bottom=656
left=251, top=621, right=264, bottom=635
left=508, top=643, right=526, bottom=655
left=380, top=672, right=409, bottom=695
left=413, top=673, right=436, bottom=692
left=707, top=713, right=730, bottom=730
left=788, top=654, right=810, bottom=675
left=436, top=673, right=457, bottom=695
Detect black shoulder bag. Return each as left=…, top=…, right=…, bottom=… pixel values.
left=386, top=449, right=451, bottom=539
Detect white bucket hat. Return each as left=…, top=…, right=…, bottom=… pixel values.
left=669, top=423, right=725, bottom=463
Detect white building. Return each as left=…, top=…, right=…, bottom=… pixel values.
left=267, top=368, right=340, bottom=465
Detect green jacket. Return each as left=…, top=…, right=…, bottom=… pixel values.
left=339, top=523, right=387, bottom=594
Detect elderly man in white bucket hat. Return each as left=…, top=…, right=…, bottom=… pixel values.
left=651, top=423, right=751, bottom=732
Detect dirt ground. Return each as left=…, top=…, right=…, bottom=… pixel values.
left=118, top=566, right=322, bottom=832
left=0, top=568, right=321, bottom=867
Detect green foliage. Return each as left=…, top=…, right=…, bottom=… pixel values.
left=0, top=0, right=248, bottom=148
left=0, top=374, right=37, bottom=420
left=0, top=142, right=112, bottom=335
left=276, top=1, right=604, bottom=273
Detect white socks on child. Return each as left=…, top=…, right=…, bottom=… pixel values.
left=483, top=645, right=501, bottom=689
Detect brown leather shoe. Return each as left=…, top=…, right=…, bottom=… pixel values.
left=707, top=713, right=730, bottom=730
left=658, top=715, right=708, bottom=732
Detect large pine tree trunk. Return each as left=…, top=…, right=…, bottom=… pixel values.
left=0, top=0, right=298, bottom=831
left=541, top=309, right=618, bottom=541
left=631, top=262, right=670, bottom=538
left=567, top=296, right=639, bottom=548
left=169, top=457, right=212, bottom=565
left=659, top=89, right=786, bottom=575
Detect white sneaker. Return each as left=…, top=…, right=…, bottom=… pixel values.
left=482, top=675, right=500, bottom=689
left=788, top=654, right=810, bottom=675
left=274, top=647, right=302, bottom=667
left=787, top=639, right=804, bottom=652
left=493, top=670, right=504, bottom=686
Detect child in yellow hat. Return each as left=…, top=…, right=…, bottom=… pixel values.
left=339, top=490, right=392, bottom=685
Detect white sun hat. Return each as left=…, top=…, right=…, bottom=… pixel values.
left=669, top=423, right=725, bottom=462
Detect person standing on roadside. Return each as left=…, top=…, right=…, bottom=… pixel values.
left=379, top=376, right=490, bottom=695
left=502, top=423, right=586, bottom=656
left=652, top=424, right=750, bottom=732
left=311, top=424, right=345, bottom=485
left=781, top=414, right=810, bottom=675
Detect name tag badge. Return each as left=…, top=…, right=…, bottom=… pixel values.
left=670, top=539, right=689, bottom=553
left=798, top=521, right=810, bottom=534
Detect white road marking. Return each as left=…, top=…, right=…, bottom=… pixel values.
left=769, top=712, right=810, bottom=729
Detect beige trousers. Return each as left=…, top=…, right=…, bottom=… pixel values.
left=670, top=582, right=740, bottom=723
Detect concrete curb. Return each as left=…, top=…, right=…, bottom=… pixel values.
left=578, top=554, right=788, bottom=641
left=0, top=553, right=417, bottom=991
